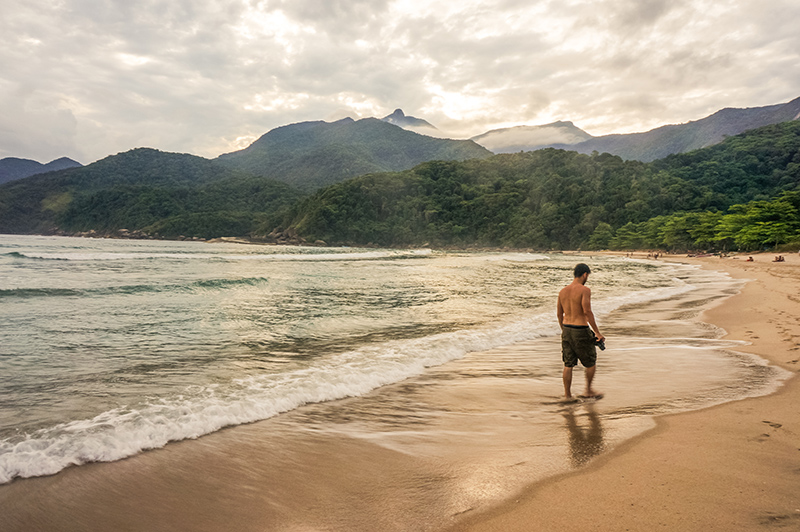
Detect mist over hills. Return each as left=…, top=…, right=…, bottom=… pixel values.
left=285, top=120, right=800, bottom=250
left=216, top=117, right=490, bottom=190
left=0, top=157, right=82, bottom=185
left=380, top=109, right=438, bottom=133
left=1, top=96, right=799, bottom=248
left=550, top=96, right=800, bottom=162
left=469, top=96, right=800, bottom=160
left=1, top=120, right=798, bottom=249
left=470, top=121, right=593, bottom=153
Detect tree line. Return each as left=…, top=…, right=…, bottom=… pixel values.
left=2, top=121, right=799, bottom=249
left=283, top=120, right=800, bottom=251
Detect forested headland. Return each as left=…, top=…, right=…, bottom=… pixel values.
left=0, top=148, right=302, bottom=239
left=284, top=120, right=800, bottom=251
left=1, top=120, right=798, bottom=251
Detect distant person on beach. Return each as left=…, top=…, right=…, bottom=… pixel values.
left=557, top=263, right=604, bottom=400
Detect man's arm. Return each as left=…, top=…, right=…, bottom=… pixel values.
left=556, top=291, right=564, bottom=330
left=581, top=288, right=604, bottom=341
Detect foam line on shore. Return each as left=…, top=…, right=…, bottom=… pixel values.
left=0, top=267, right=700, bottom=484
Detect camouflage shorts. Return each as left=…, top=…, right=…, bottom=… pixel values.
left=561, top=325, right=597, bottom=368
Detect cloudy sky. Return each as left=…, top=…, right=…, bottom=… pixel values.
left=2, top=0, right=799, bottom=164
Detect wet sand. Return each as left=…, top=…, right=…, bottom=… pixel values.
left=0, top=255, right=796, bottom=531
left=453, top=252, right=800, bottom=532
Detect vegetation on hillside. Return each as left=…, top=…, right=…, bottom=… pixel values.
left=559, top=96, right=800, bottom=162
left=283, top=120, right=800, bottom=250
left=0, top=148, right=301, bottom=238
left=604, top=192, right=800, bottom=251
left=1, top=121, right=798, bottom=250
left=59, top=175, right=302, bottom=238
left=216, top=117, right=492, bottom=190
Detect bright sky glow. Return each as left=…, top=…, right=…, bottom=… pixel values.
left=0, top=0, right=798, bottom=163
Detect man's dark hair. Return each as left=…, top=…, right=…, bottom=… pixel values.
left=574, top=263, right=591, bottom=278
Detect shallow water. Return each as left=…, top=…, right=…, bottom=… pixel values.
left=0, top=235, right=787, bottom=490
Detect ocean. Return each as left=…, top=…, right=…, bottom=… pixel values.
left=0, top=235, right=787, bottom=496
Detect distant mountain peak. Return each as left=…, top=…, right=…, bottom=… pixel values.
left=470, top=121, right=593, bottom=153
left=380, top=109, right=437, bottom=131
left=216, top=116, right=489, bottom=190
left=0, top=156, right=82, bottom=185
left=546, top=95, right=800, bottom=162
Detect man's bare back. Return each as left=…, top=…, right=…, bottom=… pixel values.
left=557, top=280, right=602, bottom=338
left=557, top=264, right=604, bottom=399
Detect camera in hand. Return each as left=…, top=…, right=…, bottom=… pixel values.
left=592, top=333, right=606, bottom=351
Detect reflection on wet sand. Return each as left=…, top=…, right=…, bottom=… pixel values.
left=0, top=265, right=788, bottom=532
left=564, top=407, right=605, bottom=467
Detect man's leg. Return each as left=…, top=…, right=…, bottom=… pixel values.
left=584, top=364, right=597, bottom=396
left=563, top=366, right=573, bottom=398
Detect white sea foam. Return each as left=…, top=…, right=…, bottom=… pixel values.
left=480, top=253, right=549, bottom=262
left=6, top=249, right=433, bottom=262
left=0, top=275, right=697, bottom=484
left=218, top=249, right=433, bottom=261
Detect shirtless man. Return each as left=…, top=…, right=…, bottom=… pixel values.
left=557, top=263, right=604, bottom=399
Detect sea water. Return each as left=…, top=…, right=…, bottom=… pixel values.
left=0, top=235, right=785, bottom=485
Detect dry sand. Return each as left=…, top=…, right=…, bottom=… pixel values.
left=452, top=252, right=800, bottom=532
left=1, top=252, right=798, bottom=532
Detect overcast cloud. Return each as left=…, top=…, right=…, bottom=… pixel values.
left=1, top=0, right=799, bottom=163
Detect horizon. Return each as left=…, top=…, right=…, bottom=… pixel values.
left=2, top=0, right=799, bottom=164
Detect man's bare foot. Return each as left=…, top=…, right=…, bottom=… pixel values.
left=579, top=390, right=604, bottom=399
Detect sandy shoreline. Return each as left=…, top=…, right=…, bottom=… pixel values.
left=452, top=252, right=800, bottom=532
left=0, top=252, right=797, bottom=531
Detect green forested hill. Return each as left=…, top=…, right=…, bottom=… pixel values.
left=284, top=120, right=800, bottom=250
left=2, top=121, right=798, bottom=249
left=0, top=148, right=302, bottom=237
left=649, top=121, right=800, bottom=205
left=216, top=117, right=492, bottom=190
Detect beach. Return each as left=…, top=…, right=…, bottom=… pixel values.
left=0, top=245, right=797, bottom=531
left=453, top=253, right=800, bottom=532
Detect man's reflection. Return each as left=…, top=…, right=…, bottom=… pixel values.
left=564, top=407, right=605, bottom=467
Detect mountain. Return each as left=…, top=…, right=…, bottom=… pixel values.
left=551, top=96, right=800, bottom=162
left=470, top=121, right=593, bottom=153
left=0, top=156, right=82, bottom=185
left=380, top=109, right=438, bottom=132
left=0, top=148, right=300, bottom=237
left=216, top=117, right=490, bottom=190
left=285, top=120, right=800, bottom=249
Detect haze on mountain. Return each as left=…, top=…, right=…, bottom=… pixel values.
left=0, top=157, right=82, bottom=185
left=285, top=120, right=800, bottom=250
left=556, top=96, right=800, bottom=162
left=216, top=116, right=490, bottom=190
left=2, top=119, right=799, bottom=250
left=469, top=96, right=800, bottom=161
left=470, top=121, right=593, bottom=154
left=380, top=109, right=438, bottom=134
